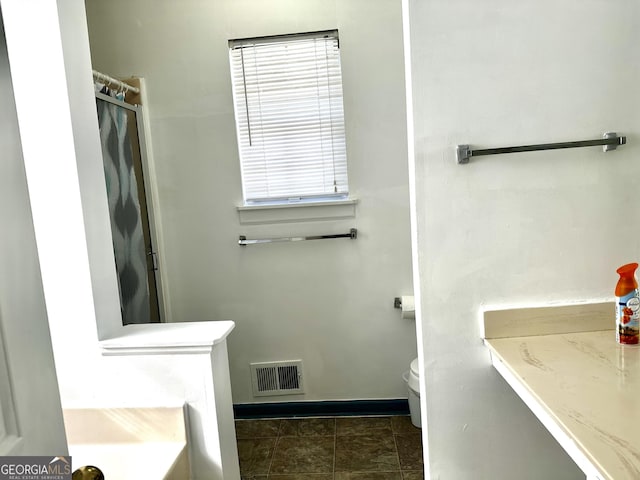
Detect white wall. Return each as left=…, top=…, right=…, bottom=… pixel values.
left=0, top=9, right=67, bottom=455
left=85, top=0, right=416, bottom=403
left=407, top=0, right=639, bottom=478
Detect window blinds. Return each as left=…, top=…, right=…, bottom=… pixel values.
left=229, top=30, right=349, bottom=203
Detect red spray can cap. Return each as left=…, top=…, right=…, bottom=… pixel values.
left=616, top=263, right=639, bottom=297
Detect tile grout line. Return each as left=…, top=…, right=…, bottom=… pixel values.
left=332, top=418, right=338, bottom=480
left=391, top=422, right=402, bottom=476
left=265, top=418, right=281, bottom=477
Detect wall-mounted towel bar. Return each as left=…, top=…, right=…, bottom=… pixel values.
left=239, top=228, right=358, bottom=246
left=456, top=132, right=626, bottom=164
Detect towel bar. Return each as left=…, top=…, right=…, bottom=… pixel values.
left=456, top=132, right=626, bottom=164
left=239, top=228, right=358, bottom=246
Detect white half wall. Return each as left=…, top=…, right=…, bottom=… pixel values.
left=406, top=0, right=640, bottom=478
left=84, top=0, right=416, bottom=403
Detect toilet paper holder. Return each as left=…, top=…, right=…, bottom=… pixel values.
left=394, top=296, right=416, bottom=320
left=394, top=296, right=414, bottom=309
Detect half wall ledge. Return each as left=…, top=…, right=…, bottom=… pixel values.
left=98, top=320, right=239, bottom=480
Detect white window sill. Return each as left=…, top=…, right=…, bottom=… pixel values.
left=237, top=198, right=358, bottom=225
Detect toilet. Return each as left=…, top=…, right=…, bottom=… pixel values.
left=405, top=357, right=421, bottom=428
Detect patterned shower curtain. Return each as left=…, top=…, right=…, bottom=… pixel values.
left=96, top=86, right=151, bottom=325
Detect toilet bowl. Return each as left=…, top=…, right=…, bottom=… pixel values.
left=403, top=357, right=421, bottom=428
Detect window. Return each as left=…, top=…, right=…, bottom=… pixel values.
left=229, top=30, right=349, bottom=205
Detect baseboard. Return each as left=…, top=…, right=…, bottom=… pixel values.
left=233, top=399, right=410, bottom=419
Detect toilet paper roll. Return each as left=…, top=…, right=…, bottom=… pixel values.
left=400, top=295, right=415, bottom=320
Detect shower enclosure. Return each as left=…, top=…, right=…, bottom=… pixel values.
left=95, top=85, right=162, bottom=325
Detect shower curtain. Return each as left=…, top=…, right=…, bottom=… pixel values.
left=96, top=85, right=151, bottom=325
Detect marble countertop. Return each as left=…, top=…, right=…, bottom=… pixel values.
left=484, top=303, right=640, bottom=480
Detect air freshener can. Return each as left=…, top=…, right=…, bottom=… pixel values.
left=616, top=290, right=640, bottom=345
left=616, top=262, right=640, bottom=345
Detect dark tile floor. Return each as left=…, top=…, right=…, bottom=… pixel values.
left=235, top=415, right=423, bottom=479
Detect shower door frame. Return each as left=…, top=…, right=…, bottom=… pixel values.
left=95, top=91, right=166, bottom=324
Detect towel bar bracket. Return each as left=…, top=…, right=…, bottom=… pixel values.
left=457, top=145, right=472, bottom=164
left=602, top=131, right=622, bottom=152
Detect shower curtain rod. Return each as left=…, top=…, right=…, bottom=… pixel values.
left=92, top=69, right=140, bottom=94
